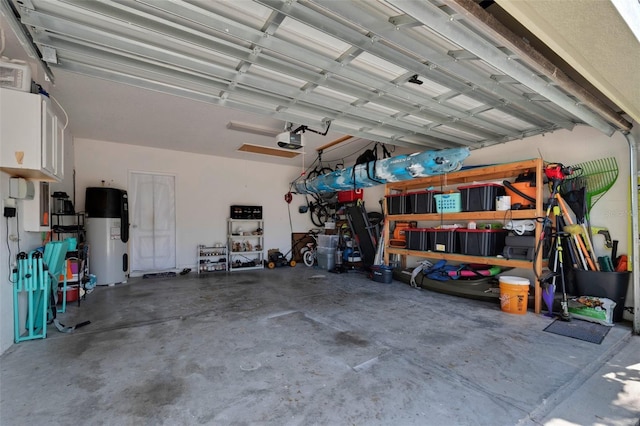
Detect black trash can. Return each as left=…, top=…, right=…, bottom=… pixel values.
left=573, top=270, right=630, bottom=322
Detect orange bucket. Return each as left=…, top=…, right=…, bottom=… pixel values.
left=499, top=276, right=530, bottom=314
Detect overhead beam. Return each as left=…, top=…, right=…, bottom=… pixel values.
left=386, top=0, right=619, bottom=136
left=447, top=0, right=632, bottom=132
left=316, top=135, right=353, bottom=152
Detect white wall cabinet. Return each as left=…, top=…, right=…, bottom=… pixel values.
left=0, top=88, right=64, bottom=181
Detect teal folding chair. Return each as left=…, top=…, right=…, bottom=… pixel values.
left=43, top=240, right=69, bottom=314
left=13, top=251, right=47, bottom=342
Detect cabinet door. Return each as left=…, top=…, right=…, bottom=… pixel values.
left=41, top=99, right=56, bottom=175
left=0, top=88, right=41, bottom=170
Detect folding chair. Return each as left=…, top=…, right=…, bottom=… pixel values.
left=13, top=251, right=47, bottom=342
left=43, top=240, right=69, bottom=314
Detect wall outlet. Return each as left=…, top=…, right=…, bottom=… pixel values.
left=9, top=234, right=19, bottom=242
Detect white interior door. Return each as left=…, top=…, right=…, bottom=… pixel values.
left=130, top=172, right=176, bottom=273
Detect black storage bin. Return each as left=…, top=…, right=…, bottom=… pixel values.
left=458, top=184, right=505, bottom=212
left=573, top=270, right=630, bottom=322
left=405, top=228, right=429, bottom=251
left=457, top=229, right=508, bottom=256
left=427, top=228, right=457, bottom=253
left=409, top=190, right=441, bottom=214
left=386, top=193, right=411, bottom=215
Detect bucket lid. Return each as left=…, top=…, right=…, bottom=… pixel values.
left=499, top=276, right=530, bottom=285
left=411, top=189, right=442, bottom=194
left=457, top=183, right=503, bottom=189
left=457, top=228, right=507, bottom=233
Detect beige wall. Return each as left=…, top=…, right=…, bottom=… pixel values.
left=74, top=138, right=322, bottom=272
left=74, top=125, right=632, bottom=275
left=465, top=125, right=632, bottom=259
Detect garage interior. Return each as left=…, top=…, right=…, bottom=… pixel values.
left=0, top=0, right=639, bottom=424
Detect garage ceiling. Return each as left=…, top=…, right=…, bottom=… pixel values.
left=0, top=0, right=634, bottom=165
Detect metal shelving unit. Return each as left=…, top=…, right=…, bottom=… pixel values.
left=197, top=244, right=227, bottom=274
left=227, top=219, right=264, bottom=271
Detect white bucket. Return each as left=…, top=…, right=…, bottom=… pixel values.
left=496, top=195, right=511, bottom=211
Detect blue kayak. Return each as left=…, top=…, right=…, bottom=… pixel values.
left=294, top=147, right=470, bottom=194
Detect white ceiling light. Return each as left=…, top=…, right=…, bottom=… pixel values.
left=226, top=121, right=282, bottom=137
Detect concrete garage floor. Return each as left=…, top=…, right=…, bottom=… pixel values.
left=1, top=266, right=638, bottom=425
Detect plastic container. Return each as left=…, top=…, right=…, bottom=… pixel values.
left=338, top=189, right=363, bottom=203
left=386, top=193, right=411, bottom=215
left=499, top=276, right=530, bottom=314
left=317, top=234, right=339, bottom=248
left=434, top=193, right=461, bottom=213
left=58, top=285, right=80, bottom=303
left=317, top=247, right=336, bottom=270
left=409, top=190, right=441, bottom=214
left=457, top=229, right=507, bottom=256
left=405, top=228, right=429, bottom=251
left=458, top=184, right=505, bottom=212
left=427, top=228, right=457, bottom=253
left=573, top=270, right=630, bottom=322
left=496, top=195, right=511, bottom=211
left=370, top=265, right=393, bottom=283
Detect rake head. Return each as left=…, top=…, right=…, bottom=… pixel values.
left=563, top=157, right=618, bottom=211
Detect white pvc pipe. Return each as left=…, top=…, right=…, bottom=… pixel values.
left=623, top=131, right=639, bottom=334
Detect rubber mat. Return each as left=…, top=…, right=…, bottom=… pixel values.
left=543, top=319, right=612, bottom=344
left=142, top=272, right=177, bottom=279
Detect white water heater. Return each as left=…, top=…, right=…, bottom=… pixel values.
left=85, top=187, right=129, bottom=285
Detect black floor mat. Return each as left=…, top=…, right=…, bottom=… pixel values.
left=143, top=272, right=177, bottom=279
left=543, top=319, right=612, bottom=344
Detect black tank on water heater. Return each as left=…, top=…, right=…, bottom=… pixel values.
left=85, top=187, right=129, bottom=285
